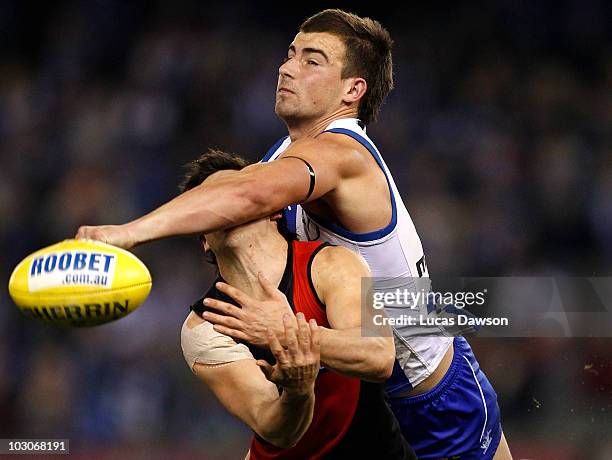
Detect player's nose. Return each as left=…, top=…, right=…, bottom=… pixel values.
left=279, top=58, right=296, bottom=79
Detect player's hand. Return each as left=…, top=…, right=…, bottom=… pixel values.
left=202, top=272, right=293, bottom=347
left=256, top=313, right=320, bottom=396
left=75, top=224, right=136, bottom=249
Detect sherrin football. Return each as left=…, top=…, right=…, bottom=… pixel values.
left=8, top=239, right=152, bottom=327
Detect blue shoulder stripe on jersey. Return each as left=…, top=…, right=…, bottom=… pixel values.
left=260, top=136, right=289, bottom=162
left=310, top=127, right=397, bottom=242
left=284, top=205, right=297, bottom=234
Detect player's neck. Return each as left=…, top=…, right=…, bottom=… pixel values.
left=215, top=234, right=289, bottom=300
left=287, top=107, right=358, bottom=141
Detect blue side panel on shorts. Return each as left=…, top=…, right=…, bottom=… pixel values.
left=389, top=337, right=503, bottom=460
left=386, top=359, right=414, bottom=395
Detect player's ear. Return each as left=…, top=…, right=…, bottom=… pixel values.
left=200, top=235, right=210, bottom=252
left=200, top=236, right=218, bottom=265
left=342, top=77, right=367, bottom=104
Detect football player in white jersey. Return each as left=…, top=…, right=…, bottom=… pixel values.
left=76, top=9, right=511, bottom=459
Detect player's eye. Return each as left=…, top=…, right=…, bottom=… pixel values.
left=307, top=60, right=319, bottom=66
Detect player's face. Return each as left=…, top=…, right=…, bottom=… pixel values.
left=275, top=32, right=348, bottom=122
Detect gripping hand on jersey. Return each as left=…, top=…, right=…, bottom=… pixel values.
left=202, top=272, right=294, bottom=347
left=257, top=313, right=320, bottom=396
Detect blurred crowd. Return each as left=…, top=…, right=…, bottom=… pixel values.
left=0, top=1, right=610, bottom=458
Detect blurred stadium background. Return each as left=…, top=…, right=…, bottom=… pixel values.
left=1, top=1, right=610, bottom=458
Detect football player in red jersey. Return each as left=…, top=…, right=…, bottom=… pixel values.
left=180, top=150, right=415, bottom=460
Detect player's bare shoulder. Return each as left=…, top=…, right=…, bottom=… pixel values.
left=185, top=310, right=205, bottom=329
left=315, top=245, right=370, bottom=273
left=317, top=131, right=373, bottom=175
left=282, top=133, right=370, bottom=178
left=310, top=245, right=371, bottom=296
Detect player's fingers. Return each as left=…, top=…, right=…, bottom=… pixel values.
left=75, top=226, right=92, bottom=240
left=296, top=312, right=310, bottom=352
left=256, top=360, right=275, bottom=381
left=283, top=313, right=300, bottom=361
left=77, top=226, right=106, bottom=242
left=309, top=319, right=320, bottom=355
left=267, top=328, right=288, bottom=365
left=202, top=311, right=244, bottom=331
left=216, top=282, right=250, bottom=307
left=211, top=324, right=249, bottom=342
left=203, top=297, right=244, bottom=319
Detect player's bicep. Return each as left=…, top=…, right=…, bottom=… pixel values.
left=181, top=313, right=278, bottom=429
left=237, top=160, right=324, bottom=208
left=245, top=136, right=365, bottom=207
left=193, top=359, right=279, bottom=430
left=311, top=246, right=371, bottom=330
left=276, top=153, right=339, bottom=203
left=273, top=136, right=364, bottom=203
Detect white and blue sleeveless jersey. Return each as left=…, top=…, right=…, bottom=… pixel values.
left=260, top=118, right=452, bottom=392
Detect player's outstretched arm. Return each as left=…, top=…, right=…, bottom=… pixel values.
left=75, top=136, right=361, bottom=249
left=192, top=314, right=320, bottom=449
left=310, top=246, right=396, bottom=382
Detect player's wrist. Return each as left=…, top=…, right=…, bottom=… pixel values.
left=282, top=385, right=315, bottom=401
left=124, top=220, right=148, bottom=247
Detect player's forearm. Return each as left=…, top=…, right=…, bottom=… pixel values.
left=125, top=174, right=279, bottom=245
left=255, top=388, right=315, bottom=449
left=319, top=327, right=394, bottom=382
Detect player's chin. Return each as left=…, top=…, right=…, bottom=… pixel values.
left=274, top=100, right=297, bottom=118
left=216, top=226, right=248, bottom=249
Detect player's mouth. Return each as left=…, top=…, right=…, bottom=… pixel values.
left=278, top=87, right=295, bottom=95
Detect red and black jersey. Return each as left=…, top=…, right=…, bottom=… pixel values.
left=192, top=240, right=415, bottom=460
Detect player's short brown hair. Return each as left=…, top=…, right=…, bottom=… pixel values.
left=179, top=149, right=248, bottom=194
left=300, top=9, right=394, bottom=125
left=179, top=150, right=249, bottom=264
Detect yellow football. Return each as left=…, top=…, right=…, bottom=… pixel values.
left=8, top=239, right=152, bottom=327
